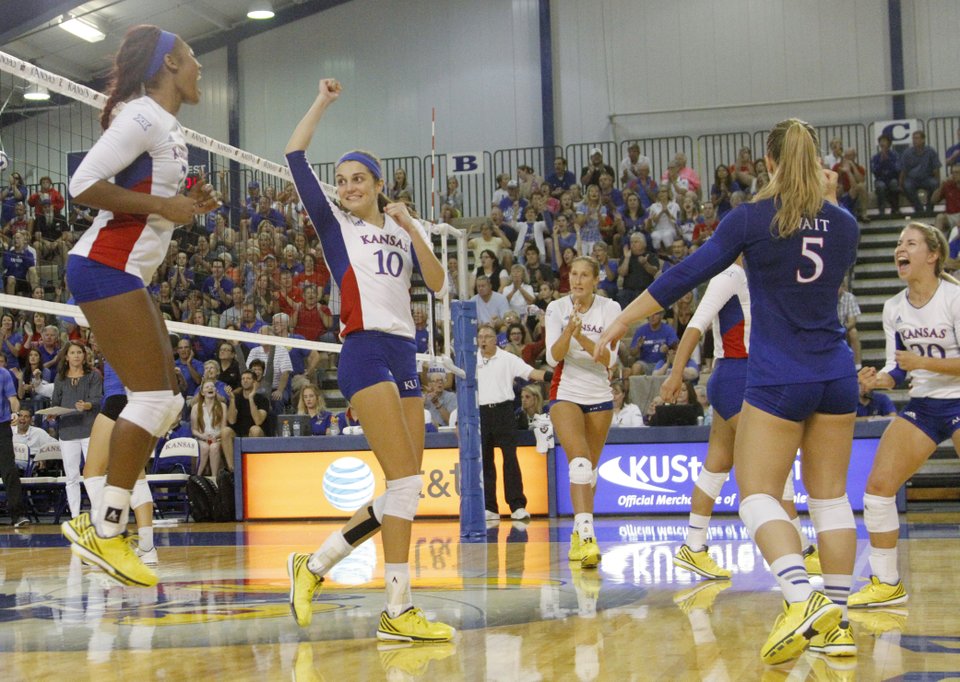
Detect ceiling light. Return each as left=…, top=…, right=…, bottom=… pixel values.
left=58, top=15, right=106, bottom=43
left=24, top=84, right=50, bottom=102
left=247, top=2, right=275, bottom=20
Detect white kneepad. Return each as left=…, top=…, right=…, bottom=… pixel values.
left=371, top=493, right=386, bottom=523
left=382, top=475, right=422, bottom=521
left=569, top=457, right=593, bottom=486
left=862, top=493, right=899, bottom=533
left=695, top=469, right=728, bottom=500
left=130, top=478, right=153, bottom=510
left=807, top=495, right=855, bottom=533
left=122, top=391, right=185, bottom=437
left=781, top=469, right=796, bottom=501
left=739, top=493, right=790, bottom=538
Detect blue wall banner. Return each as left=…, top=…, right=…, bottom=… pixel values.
left=554, top=438, right=881, bottom=515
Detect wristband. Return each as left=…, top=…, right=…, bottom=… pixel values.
left=543, top=370, right=554, bottom=383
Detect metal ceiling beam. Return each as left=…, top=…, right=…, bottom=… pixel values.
left=191, top=0, right=353, bottom=55
left=0, top=0, right=87, bottom=44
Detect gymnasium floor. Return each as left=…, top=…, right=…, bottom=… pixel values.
left=0, top=513, right=958, bottom=681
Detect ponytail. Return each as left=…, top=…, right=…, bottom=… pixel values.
left=753, top=118, right=823, bottom=239
left=100, top=25, right=165, bottom=130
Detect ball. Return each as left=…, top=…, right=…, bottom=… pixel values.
left=0, top=150, right=8, bottom=173
left=322, top=456, right=375, bottom=512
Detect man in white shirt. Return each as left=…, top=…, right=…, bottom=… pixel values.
left=246, top=328, right=293, bottom=415
left=12, top=408, right=58, bottom=451
left=472, top=275, right=511, bottom=327
left=476, top=324, right=550, bottom=523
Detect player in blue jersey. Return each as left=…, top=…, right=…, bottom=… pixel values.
left=284, top=78, right=453, bottom=643
left=596, top=119, right=859, bottom=664
left=851, top=222, right=960, bottom=609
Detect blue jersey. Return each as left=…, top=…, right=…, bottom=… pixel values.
left=647, top=198, right=858, bottom=386
left=0, top=367, right=14, bottom=422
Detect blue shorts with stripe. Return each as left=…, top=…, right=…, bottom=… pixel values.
left=66, top=255, right=144, bottom=303
left=337, top=330, right=421, bottom=401
left=744, top=375, right=858, bottom=422
left=899, top=397, right=960, bottom=445
left=707, top=358, right=747, bottom=422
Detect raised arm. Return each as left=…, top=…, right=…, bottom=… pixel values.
left=284, top=79, right=342, bottom=155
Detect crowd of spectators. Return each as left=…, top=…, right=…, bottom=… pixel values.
left=2, top=126, right=958, bottom=465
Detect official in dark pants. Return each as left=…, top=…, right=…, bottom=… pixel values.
left=476, top=324, right=549, bottom=523
left=0, top=365, right=29, bottom=527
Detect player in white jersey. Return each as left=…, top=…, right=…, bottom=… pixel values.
left=284, top=78, right=452, bottom=643
left=852, top=222, right=960, bottom=608
left=664, top=262, right=820, bottom=584
left=61, top=26, right=218, bottom=588
left=545, top=256, right=621, bottom=568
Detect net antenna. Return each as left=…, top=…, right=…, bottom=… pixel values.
left=0, top=50, right=467, bottom=377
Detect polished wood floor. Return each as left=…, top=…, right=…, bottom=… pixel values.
left=1, top=512, right=958, bottom=681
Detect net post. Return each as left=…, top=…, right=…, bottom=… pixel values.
left=452, top=300, right=484, bottom=540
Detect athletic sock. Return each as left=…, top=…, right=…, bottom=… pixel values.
left=686, top=513, right=711, bottom=551
left=307, top=531, right=352, bottom=577
left=83, top=475, right=106, bottom=519
left=822, top=573, right=852, bottom=620
left=137, top=526, right=154, bottom=552
left=574, top=513, right=595, bottom=541
left=97, top=485, right=131, bottom=538
left=869, top=546, right=900, bottom=584
left=789, top=515, right=812, bottom=551
left=769, top=554, right=813, bottom=603
left=384, top=562, right=412, bottom=618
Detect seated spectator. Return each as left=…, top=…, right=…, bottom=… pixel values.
left=555, top=246, right=577, bottom=295
left=515, top=382, right=545, bottom=430
left=154, top=280, right=180, bottom=320
left=837, top=279, right=862, bottom=369
left=279, top=244, right=304, bottom=277
left=593, top=242, right=618, bottom=299
left=12, top=407, right=58, bottom=453
left=502, top=264, right=536, bottom=320
left=645, top=186, right=682, bottom=253
left=336, top=402, right=362, bottom=432
left=871, top=134, right=902, bottom=216
left=516, top=164, right=541, bottom=201
left=628, top=311, right=678, bottom=375
left=0, top=311, right=23, bottom=369
left=3, top=202, right=33, bottom=244
left=26, top=176, right=65, bottom=213
left=168, top=250, right=194, bottom=303
left=856, top=382, right=896, bottom=419
left=833, top=148, right=870, bottom=222
left=32, top=201, right=69, bottom=267
left=191, top=379, right=227, bottom=477
left=661, top=240, right=689, bottom=275
left=174, top=337, right=204, bottom=398
left=424, top=374, right=457, bottom=427
left=512, top=205, right=550, bottom=262
left=37, top=324, right=60, bottom=378
left=620, top=143, right=652, bottom=186
left=297, top=384, right=335, bottom=435
left=621, top=191, right=648, bottom=240
left=215, top=340, right=243, bottom=391
left=250, top=195, right=288, bottom=232
left=749, top=158, right=771, bottom=195
left=900, top=130, right=941, bottom=216
left=729, top=147, right=757, bottom=188
left=711, top=165, right=740, bottom=218
left=933, top=165, right=960, bottom=239
left=468, top=221, right=511, bottom=266
left=503, top=322, right=531, bottom=358
left=661, top=158, right=691, bottom=201
left=823, top=136, right=844, bottom=169
left=499, top=180, right=528, bottom=224
left=574, top=184, right=605, bottom=255
left=471, top=249, right=509, bottom=295
left=598, top=171, right=624, bottom=213
left=4, top=231, right=37, bottom=295
left=292, top=283, right=335, bottom=348
left=611, top=380, right=644, bottom=427
left=275, top=270, right=302, bottom=317
left=678, top=196, right=703, bottom=245
left=647, top=380, right=703, bottom=426
left=472, top=275, right=511, bottom=327
left=546, top=156, right=577, bottom=198
left=17, top=348, right=52, bottom=413
left=219, top=286, right=246, bottom=330
left=202, top=257, right=234, bottom=315
left=626, top=162, right=659, bottom=211
left=694, top=385, right=713, bottom=426
left=189, top=360, right=231, bottom=406
left=522, top=244, right=555, bottom=286
left=238, top=301, right=265, bottom=354
left=652, top=347, right=700, bottom=383
left=616, top=232, right=659, bottom=309
left=580, top=148, right=615, bottom=189
left=443, top=175, right=463, bottom=215
left=246, top=328, right=292, bottom=415
left=946, top=127, right=960, bottom=172
left=226, top=370, right=270, bottom=441
left=550, top=213, right=580, bottom=268
left=388, top=167, right=413, bottom=202
left=293, top=253, right=329, bottom=292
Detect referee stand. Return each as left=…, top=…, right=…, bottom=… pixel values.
left=452, top=300, right=485, bottom=540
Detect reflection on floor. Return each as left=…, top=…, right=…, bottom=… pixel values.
left=1, top=514, right=958, bottom=680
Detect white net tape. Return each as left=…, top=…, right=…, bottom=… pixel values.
left=0, top=50, right=468, bottom=377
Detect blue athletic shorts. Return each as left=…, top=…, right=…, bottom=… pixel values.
left=899, top=397, right=960, bottom=445
left=66, top=255, right=144, bottom=303
left=744, top=375, right=858, bottom=422
left=337, top=330, right=421, bottom=401
left=549, top=400, right=613, bottom=414
left=707, top=358, right=748, bottom=422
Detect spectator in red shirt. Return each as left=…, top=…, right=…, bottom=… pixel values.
left=833, top=148, right=870, bottom=222
left=292, top=283, right=334, bottom=342
left=933, top=165, right=960, bottom=236
left=274, top=270, right=302, bottom=317
left=293, top=252, right=329, bottom=291
left=26, top=176, right=65, bottom=213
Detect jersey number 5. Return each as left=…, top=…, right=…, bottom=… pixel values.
left=796, top=237, right=824, bottom=284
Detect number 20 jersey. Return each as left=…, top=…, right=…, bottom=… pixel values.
left=882, top=279, right=960, bottom=398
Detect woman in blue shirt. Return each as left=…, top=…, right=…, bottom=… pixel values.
left=597, top=119, right=859, bottom=665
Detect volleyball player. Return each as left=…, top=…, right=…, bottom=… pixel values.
left=60, top=26, right=218, bottom=587
left=596, top=119, right=859, bottom=664
left=663, top=261, right=820, bottom=582
left=62, top=359, right=157, bottom=565
left=850, top=222, right=960, bottom=608
left=545, top=256, right=621, bottom=568
left=284, top=78, right=453, bottom=642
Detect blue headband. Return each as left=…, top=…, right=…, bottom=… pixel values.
left=337, top=152, right=382, bottom=181
left=144, top=30, right=177, bottom=81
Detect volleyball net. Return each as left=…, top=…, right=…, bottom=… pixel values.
left=0, top=50, right=486, bottom=536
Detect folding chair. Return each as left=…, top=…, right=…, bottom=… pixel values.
left=21, top=442, right=64, bottom=523
left=147, top=437, right=199, bottom=520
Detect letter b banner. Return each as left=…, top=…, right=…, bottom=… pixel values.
left=447, top=152, right=484, bottom=176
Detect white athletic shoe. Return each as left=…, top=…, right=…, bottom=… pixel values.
left=135, top=545, right=158, bottom=566
left=510, top=508, right=531, bottom=521
left=484, top=510, right=500, bottom=522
